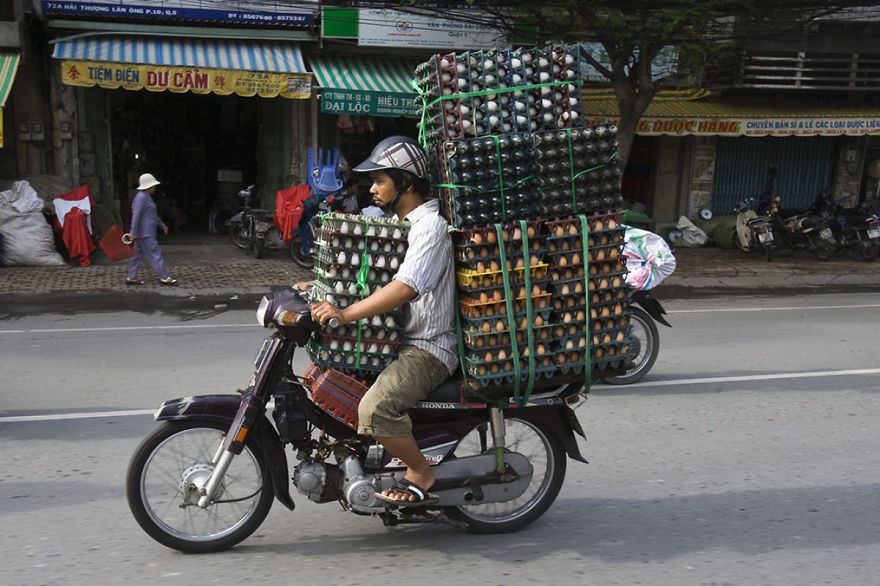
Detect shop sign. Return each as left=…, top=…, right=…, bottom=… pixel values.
left=583, top=115, right=880, bottom=137
left=358, top=8, right=505, bottom=49
left=60, top=60, right=311, bottom=99
left=320, top=89, right=420, bottom=118
left=41, top=1, right=313, bottom=26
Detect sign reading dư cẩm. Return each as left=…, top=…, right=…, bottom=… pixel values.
left=41, top=1, right=314, bottom=27
left=60, top=60, right=312, bottom=99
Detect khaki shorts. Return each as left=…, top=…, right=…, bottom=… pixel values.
left=357, top=344, right=450, bottom=438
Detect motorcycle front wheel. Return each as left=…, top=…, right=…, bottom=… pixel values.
left=289, top=233, right=314, bottom=268
left=126, top=420, right=274, bottom=553
left=808, top=235, right=834, bottom=261
left=445, top=418, right=566, bottom=534
left=601, top=306, right=659, bottom=385
left=228, top=224, right=249, bottom=250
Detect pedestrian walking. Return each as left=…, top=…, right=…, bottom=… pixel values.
left=124, top=173, right=178, bottom=286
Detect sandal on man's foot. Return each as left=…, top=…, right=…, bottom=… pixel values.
left=159, top=277, right=178, bottom=286
left=125, top=278, right=144, bottom=286
left=374, top=479, right=439, bottom=508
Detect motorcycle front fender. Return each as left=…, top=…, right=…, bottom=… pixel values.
left=155, top=395, right=295, bottom=511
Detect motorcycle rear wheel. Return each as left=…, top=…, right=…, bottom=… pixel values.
left=601, top=306, right=659, bottom=385
left=228, top=224, right=249, bottom=250
left=289, top=233, right=314, bottom=268
left=445, top=418, right=566, bottom=534
left=856, top=239, right=876, bottom=262
left=126, top=420, right=274, bottom=553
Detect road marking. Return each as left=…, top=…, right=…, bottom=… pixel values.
left=2, top=369, right=878, bottom=423
left=595, top=368, right=880, bottom=389
left=0, top=323, right=259, bottom=335
left=668, top=303, right=880, bottom=314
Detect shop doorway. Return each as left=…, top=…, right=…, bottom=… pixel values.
left=111, top=91, right=258, bottom=232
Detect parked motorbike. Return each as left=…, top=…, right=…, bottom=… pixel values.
left=126, top=287, right=587, bottom=553
left=767, top=195, right=836, bottom=260
left=601, top=289, right=671, bottom=385
left=820, top=195, right=878, bottom=261
left=733, top=198, right=774, bottom=261
left=227, top=185, right=287, bottom=259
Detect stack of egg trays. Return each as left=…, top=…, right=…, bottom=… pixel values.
left=452, top=221, right=559, bottom=387
left=307, top=213, right=409, bottom=377
left=543, top=213, right=632, bottom=373
left=416, top=45, right=587, bottom=146
left=533, top=125, right=621, bottom=218
left=435, top=133, right=538, bottom=229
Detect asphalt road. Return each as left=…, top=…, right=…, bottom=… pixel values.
left=1, top=291, right=879, bottom=585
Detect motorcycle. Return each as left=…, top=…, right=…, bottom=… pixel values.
left=227, top=185, right=287, bottom=259
left=733, top=198, right=774, bottom=262
left=126, top=287, right=588, bottom=553
left=601, top=289, right=671, bottom=385
left=767, top=194, right=836, bottom=260
left=820, top=195, right=878, bottom=262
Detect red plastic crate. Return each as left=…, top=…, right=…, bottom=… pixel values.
left=307, top=367, right=370, bottom=430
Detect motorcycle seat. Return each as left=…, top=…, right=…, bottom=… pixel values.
left=422, top=377, right=463, bottom=403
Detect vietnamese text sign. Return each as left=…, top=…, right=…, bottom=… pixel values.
left=42, top=1, right=313, bottom=26
left=583, top=115, right=880, bottom=137
left=320, top=89, right=420, bottom=118
left=60, top=60, right=311, bottom=98
left=358, top=8, right=505, bottom=49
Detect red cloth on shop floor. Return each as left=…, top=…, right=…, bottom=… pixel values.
left=274, top=185, right=311, bottom=243
left=62, top=207, right=96, bottom=267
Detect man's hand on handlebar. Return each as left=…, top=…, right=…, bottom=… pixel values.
left=310, top=301, right=345, bottom=328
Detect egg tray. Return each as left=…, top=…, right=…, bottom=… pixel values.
left=461, top=324, right=556, bottom=349
left=315, top=245, right=405, bottom=273
left=544, top=211, right=624, bottom=235
left=312, top=332, right=403, bottom=355
left=453, top=252, right=549, bottom=274
left=458, top=293, right=553, bottom=318
left=549, top=296, right=588, bottom=314
left=586, top=325, right=632, bottom=348
left=455, top=263, right=550, bottom=290
left=548, top=277, right=588, bottom=297
left=306, top=340, right=397, bottom=374
left=459, top=307, right=554, bottom=333
left=318, top=213, right=409, bottom=238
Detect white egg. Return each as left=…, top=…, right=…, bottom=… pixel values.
left=353, top=224, right=363, bottom=236
left=337, top=251, right=347, bottom=264
left=331, top=237, right=340, bottom=247
left=341, top=268, right=351, bottom=279
left=381, top=345, right=391, bottom=355
left=385, top=316, right=396, bottom=328
left=396, top=243, right=405, bottom=253
left=351, top=254, right=360, bottom=266
left=367, top=225, right=376, bottom=237
left=383, top=242, right=392, bottom=252
left=389, top=331, right=399, bottom=341
left=347, top=282, right=358, bottom=295
left=372, top=357, right=382, bottom=367
left=371, top=316, right=382, bottom=327
left=389, top=257, right=399, bottom=270
left=333, top=352, right=342, bottom=362
left=375, top=330, right=386, bottom=340
left=334, top=281, right=344, bottom=293
left=380, top=272, right=390, bottom=283
left=393, top=228, right=402, bottom=240
left=375, top=256, right=387, bottom=268
left=320, top=350, right=330, bottom=360
left=345, top=354, right=356, bottom=365
left=329, top=339, right=339, bottom=350
left=342, top=341, right=352, bottom=351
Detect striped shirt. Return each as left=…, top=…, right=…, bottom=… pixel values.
left=394, top=199, right=458, bottom=375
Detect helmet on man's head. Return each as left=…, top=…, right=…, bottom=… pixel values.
left=353, top=135, right=427, bottom=179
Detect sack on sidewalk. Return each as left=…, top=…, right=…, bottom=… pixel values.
left=675, top=215, right=709, bottom=247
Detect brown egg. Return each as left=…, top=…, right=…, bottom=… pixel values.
left=589, top=265, right=598, bottom=275
left=561, top=240, right=571, bottom=251
left=600, top=306, right=610, bottom=317
left=471, top=233, right=483, bottom=245
left=479, top=291, right=488, bottom=303
left=475, top=337, right=485, bottom=348
left=595, top=347, right=604, bottom=358
left=555, top=225, right=565, bottom=237
left=490, top=260, right=500, bottom=272
left=486, top=230, right=497, bottom=244
left=590, top=308, right=598, bottom=319
left=513, top=227, right=522, bottom=240
left=490, top=363, right=499, bottom=374
left=568, top=223, right=578, bottom=235
left=595, top=249, right=606, bottom=261
left=616, top=331, right=625, bottom=342
left=535, top=315, right=544, bottom=326
left=536, top=344, right=547, bottom=355
left=530, top=255, right=541, bottom=267
left=557, top=353, right=568, bottom=364
left=484, top=350, right=494, bottom=362
left=497, top=349, right=507, bottom=360
left=559, top=256, right=568, bottom=267
left=613, top=304, right=623, bottom=315
left=609, top=248, right=619, bottom=260
left=492, top=289, right=503, bottom=301
left=608, top=219, right=618, bottom=229
left=476, top=261, right=486, bottom=272
left=495, top=319, right=505, bottom=332
left=576, top=310, right=585, bottom=321
left=481, top=321, right=492, bottom=333
left=571, top=253, right=581, bottom=265
left=560, top=284, right=570, bottom=295
left=488, top=334, right=498, bottom=345
left=515, top=257, right=525, bottom=269
left=527, top=225, right=536, bottom=239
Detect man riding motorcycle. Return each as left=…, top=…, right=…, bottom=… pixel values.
left=301, top=136, right=458, bottom=506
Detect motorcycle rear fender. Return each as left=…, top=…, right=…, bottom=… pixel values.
left=634, top=294, right=672, bottom=328
left=508, top=404, right=588, bottom=464
left=155, top=395, right=295, bottom=511
left=228, top=211, right=244, bottom=225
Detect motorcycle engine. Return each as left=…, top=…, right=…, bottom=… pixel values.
left=340, top=455, right=380, bottom=512
left=293, top=460, right=341, bottom=503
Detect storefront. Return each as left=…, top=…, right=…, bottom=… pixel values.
left=308, top=54, right=422, bottom=178
left=583, top=96, right=880, bottom=222
left=50, top=34, right=312, bottom=230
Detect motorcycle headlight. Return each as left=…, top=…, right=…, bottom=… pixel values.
left=256, top=295, right=273, bottom=327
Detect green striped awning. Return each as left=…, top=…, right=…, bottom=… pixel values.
left=0, top=52, right=21, bottom=108
left=308, top=55, right=420, bottom=118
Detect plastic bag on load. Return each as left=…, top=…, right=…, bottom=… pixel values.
left=675, top=215, right=709, bottom=247
left=623, top=226, right=677, bottom=290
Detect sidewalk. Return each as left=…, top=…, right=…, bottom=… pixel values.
left=1, top=230, right=878, bottom=303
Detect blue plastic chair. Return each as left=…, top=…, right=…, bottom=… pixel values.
left=308, top=148, right=344, bottom=196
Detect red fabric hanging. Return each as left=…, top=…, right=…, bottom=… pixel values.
left=62, top=207, right=96, bottom=266
left=274, top=185, right=311, bottom=243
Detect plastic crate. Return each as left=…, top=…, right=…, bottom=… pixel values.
left=307, top=367, right=371, bottom=430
